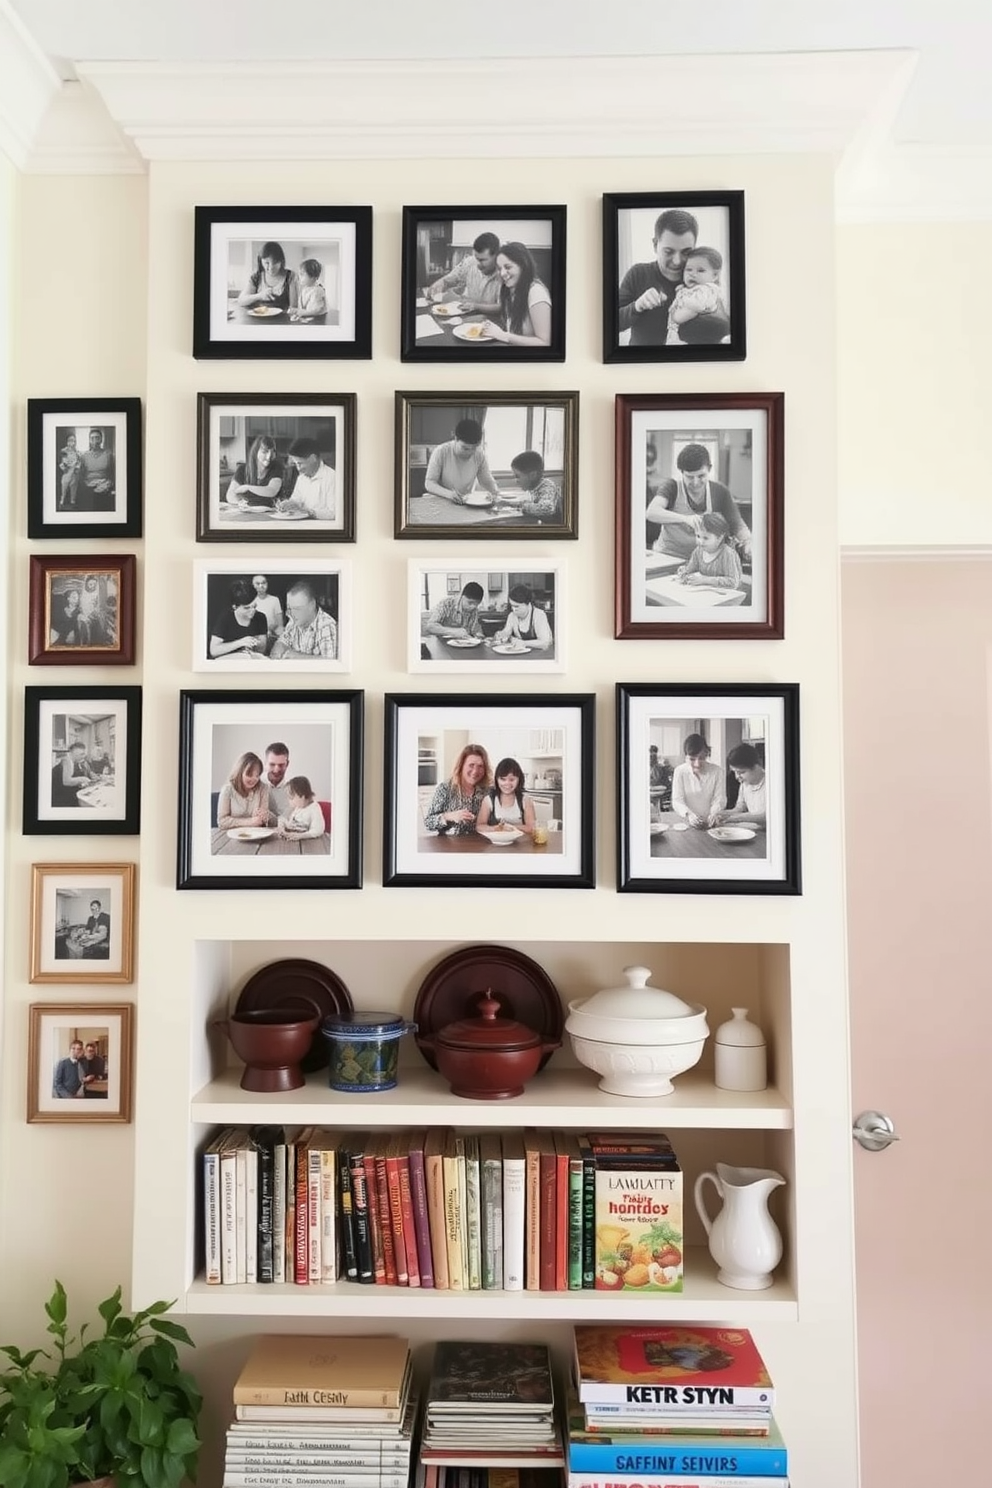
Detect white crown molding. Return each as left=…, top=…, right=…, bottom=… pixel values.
left=0, top=0, right=61, bottom=168
left=66, top=50, right=912, bottom=164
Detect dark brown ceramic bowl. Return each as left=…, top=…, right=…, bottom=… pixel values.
left=422, top=993, right=559, bottom=1099
left=225, top=1009, right=319, bottom=1092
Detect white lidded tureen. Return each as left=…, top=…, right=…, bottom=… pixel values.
left=565, top=964, right=708, bottom=1096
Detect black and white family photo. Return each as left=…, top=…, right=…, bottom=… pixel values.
left=395, top=393, right=577, bottom=538
left=24, top=687, right=142, bottom=835
left=31, top=863, right=135, bottom=984
left=618, top=684, right=800, bottom=895
left=409, top=561, right=564, bottom=674
left=401, top=208, right=566, bottom=361
left=193, top=561, right=350, bottom=673
left=604, top=191, right=745, bottom=363
left=193, top=208, right=372, bottom=359
left=28, top=1002, right=133, bottom=1123
left=29, top=555, right=136, bottom=666
left=197, top=394, right=355, bottom=541
left=28, top=398, right=142, bottom=539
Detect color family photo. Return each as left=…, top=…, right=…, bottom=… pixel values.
left=177, top=691, right=363, bottom=890
left=384, top=694, right=594, bottom=888
left=193, top=560, right=351, bottom=673
left=617, top=683, right=801, bottom=895
left=27, top=1003, right=133, bottom=1123
left=31, top=863, right=135, bottom=984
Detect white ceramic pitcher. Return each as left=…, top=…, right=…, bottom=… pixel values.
left=694, top=1161, right=785, bottom=1290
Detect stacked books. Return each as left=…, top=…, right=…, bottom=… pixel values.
left=224, top=1333, right=416, bottom=1488
left=568, top=1325, right=788, bottom=1488
left=421, top=1341, right=565, bottom=1469
left=202, top=1125, right=684, bottom=1294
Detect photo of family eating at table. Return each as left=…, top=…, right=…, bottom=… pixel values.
left=193, top=561, right=350, bottom=673
left=197, top=394, right=355, bottom=540
left=396, top=393, right=576, bottom=538
left=604, top=191, right=745, bottom=362
left=409, top=562, right=563, bottom=674
left=49, top=713, right=119, bottom=815
left=401, top=207, right=565, bottom=361
left=208, top=727, right=334, bottom=858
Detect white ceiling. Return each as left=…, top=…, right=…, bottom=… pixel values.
left=2, top=0, right=988, bottom=217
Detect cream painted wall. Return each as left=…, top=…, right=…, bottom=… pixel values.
left=2, top=157, right=856, bottom=1486
left=837, top=222, right=992, bottom=549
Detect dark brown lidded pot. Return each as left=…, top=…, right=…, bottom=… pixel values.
left=424, top=991, right=559, bottom=1099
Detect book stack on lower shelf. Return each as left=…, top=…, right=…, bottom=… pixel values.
left=420, top=1340, right=565, bottom=1472
left=567, top=1325, right=788, bottom=1488
left=223, top=1333, right=417, bottom=1488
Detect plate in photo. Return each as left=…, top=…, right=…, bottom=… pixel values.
left=709, top=826, right=757, bottom=843
left=453, top=323, right=492, bottom=342
left=477, top=825, right=523, bottom=844
left=227, top=827, right=274, bottom=842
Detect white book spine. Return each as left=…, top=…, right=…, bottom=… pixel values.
left=225, top=1454, right=412, bottom=1468
left=244, top=1144, right=258, bottom=1285
left=224, top=1475, right=409, bottom=1488
left=308, top=1146, right=323, bottom=1284
left=501, top=1145, right=525, bottom=1291
left=272, top=1142, right=286, bottom=1285
left=203, top=1147, right=221, bottom=1285
left=220, top=1147, right=237, bottom=1285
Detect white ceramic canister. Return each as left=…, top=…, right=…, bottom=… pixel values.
left=714, top=1007, right=767, bottom=1092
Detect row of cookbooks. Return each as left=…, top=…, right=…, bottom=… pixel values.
left=202, top=1125, right=685, bottom=1291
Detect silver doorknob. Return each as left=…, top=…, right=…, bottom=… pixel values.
left=852, top=1110, right=900, bottom=1152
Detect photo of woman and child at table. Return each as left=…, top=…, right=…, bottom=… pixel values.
left=210, top=729, right=332, bottom=856
left=643, top=430, right=754, bottom=609
left=419, top=735, right=563, bottom=853
left=228, top=238, right=338, bottom=325
left=406, top=401, right=565, bottom=530
left=56, top=426, right=116, bottom=511
left=415, top=220, right=555, bottom=347
left=649, top=723, right=768, bottom=859
left=216, top=412, right=339, bottom=527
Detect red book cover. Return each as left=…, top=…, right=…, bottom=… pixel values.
left=363, top=1149, right=387, bottom=1284
left=573, top=1325, right=774, bottom=1408
left=293, top=1127, right=313, bottom=1285
left=406, top=1130, right=433, bottom=1288
left=552, top=1129, right=570, bottom=1290
left=384, top=1131, right=409, bottom=1285
left=393, top=1131, right=421, bottom=1287
left=372, top=1140, right=398, bottom=1285
left=537, top=1128, right=557, bottom=1292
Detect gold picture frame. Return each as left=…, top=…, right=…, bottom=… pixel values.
left=30, top=863, right=136, bottom=984
left=27, top=1002, right=134, bottom=1123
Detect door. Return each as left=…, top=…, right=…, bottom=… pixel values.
left=842, top=558, right=992, bottom=1486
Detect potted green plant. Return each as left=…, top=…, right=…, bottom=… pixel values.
left=0, top=1280, right=202, bottom=1488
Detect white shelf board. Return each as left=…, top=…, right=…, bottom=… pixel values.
left=190, top=1067, right=793, bottom=1130
left=184, top=1247, right=796, bottom=1321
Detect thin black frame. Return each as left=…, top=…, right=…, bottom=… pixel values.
left=192, top=206, right=373, bottom=360
left=617, top=683, right=801, bottom=895
left=400, top=205, right=567, bottom=363
left=176, top=688, right=364, bottom=891
left=603, top=191, right=746, bottom=364
left=394, top=390, right=579, bottom=540
left=27, top=398, right=143, bottom=540
left=615, top=391, right=784, bottom=641
left=23, top=685, right=143, bottom=836
left=195, top=392, right=357, bottom=542
left=383, top=692, right=596, bottom=889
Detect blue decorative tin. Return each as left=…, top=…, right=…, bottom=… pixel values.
left=320, top=1011, right=415, bottom=1092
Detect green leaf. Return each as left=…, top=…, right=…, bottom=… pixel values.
left=165, top=1417, right=201, bottom=1454
left=149, top=1317, right=195, bottom=1347
left=44, top=1282, right=68, bottom=1329
left=97, top=1287, right=123, bottom=1328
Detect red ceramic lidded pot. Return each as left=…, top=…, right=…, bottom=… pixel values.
left=427, top=991, right=558, bottom=1099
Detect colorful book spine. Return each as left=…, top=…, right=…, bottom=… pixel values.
left=566, top=1427, right=787, bottom=1475
left=561, top=1129, right=584, bottom=1289
left=576, top=1132, right=596, bottom=1288
left=552, top=1129, right=569, bottom=1290
left=479, top=1130, right=503, bottom=1290
left=284, top=1135, right=296, bottom=1286
left=338, top=1146, right=358, bottom=1282
left=567, top=1477, right=784, bottom=1488
left=363, top=1146, right=387, bottom=1285
left=319, top=1132, right=339, bottom=1283
left=306, top=1133, right=324, bottom=1284
left=500, top=1130, right=525, bottom=1291
left=294, top=1127, right=313, bottom=1285
left=383, top=1134, right=407, bottom=1285
left=523, top=1128, right=542, bottom=1290
left=424, top=1127, right=449, bottom=1290
left=443, top=1128, right=465, bottom=1290
left=404, top=1131, right=431, bottom=1287
left=538, top=1128, right=557, bottom=1291
left=373, top=1139, right=399, bottom=1286
left=394, top=1131, right=421, bottom=1287
left=464, top=1133, right=482, bottom=1291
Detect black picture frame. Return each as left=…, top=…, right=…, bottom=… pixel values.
left=615, top=392, right=784, bottom=640
left=196, top=392, right=357, bottom=541
left=603, top=191, right=746, bottom=364
left=192, top=206, right=372, bottom=360
left=383, top=693, right=595, bottom=889
left=394, top=390, right=579, bottom=539
left=400, top=205, right=567, bottom=362
left=617, top=682, right=801, bottom=895
left=24, top=685, right=143, bottom=836
left=176, top=689, right=364, bottom=891
left=27, top=398, right=143, bottom=540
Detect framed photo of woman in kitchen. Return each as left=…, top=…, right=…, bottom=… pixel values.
left=617, top=682, right=801, bottom=895
left=384, top=693, right=595, bottom=889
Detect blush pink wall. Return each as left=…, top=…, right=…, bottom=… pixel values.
left=843, top=558, right=992, bottom=1486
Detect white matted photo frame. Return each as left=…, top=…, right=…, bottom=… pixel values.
left=27, top=1002, right=134, bottom=1123
left=196, top=392, right=356, bottom=541
left=27, top=398, right=142, bottom=539
left=384, top=693, right=595, bottom=888
left=408, top=559, right=565, bottom=674
left=617, top=682, right=801, bottom=895
left=31, top=863, right=135, bottom=984
left=193, top=207, right=372, bottom=359
left=192, top=559, right=352, bottom=674
left=603, top=190, right=746, bottom=363
left=615, top=392, right=784, bottom=641
left=23, top=686, right=143, bottom=836
left=177, top=689, right=363, bottom=891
